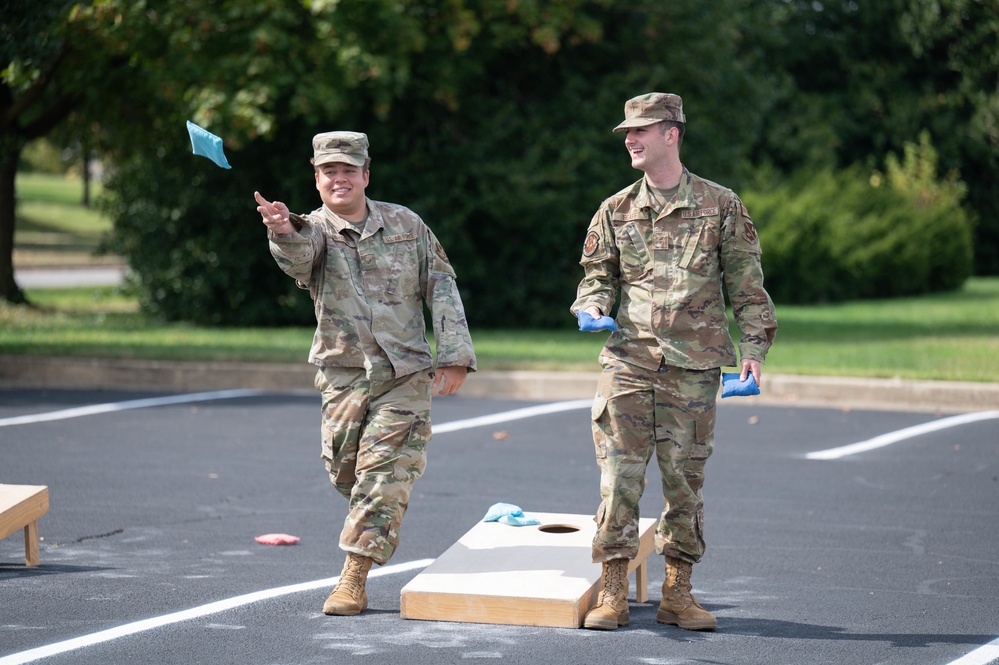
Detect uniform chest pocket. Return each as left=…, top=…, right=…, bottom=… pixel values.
left=360, top=233, right=418, bottom=295
left=325, top=233, right=366, bottom=298
left=614, top=222, right=652, bottom=282
left=678, top=221, right=720, bottom=277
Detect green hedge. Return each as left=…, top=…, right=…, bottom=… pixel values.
left=745, top=167, right=974, bottom=304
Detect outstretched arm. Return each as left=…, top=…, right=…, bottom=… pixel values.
left=254, top=191, right=295, bottom=235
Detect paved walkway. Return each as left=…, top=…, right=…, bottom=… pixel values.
left=14, top=266, right=125, bottom=289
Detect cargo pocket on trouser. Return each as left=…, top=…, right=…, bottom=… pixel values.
left=591, top=393, right=609, bottom=460
left=324, top=418, right=362, bottom=499
left=684, top=406, right=716, bottom=561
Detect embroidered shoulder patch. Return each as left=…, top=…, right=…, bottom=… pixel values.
left=743, top=221, right=759, bottom=244
left=583, top=231, right=600, bottom=257
left=435, top=242, right=449, bottom=262
left=681, top=207, right=719, bottom=219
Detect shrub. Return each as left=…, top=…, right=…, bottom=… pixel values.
left=746, top=136, right=974, bottom=304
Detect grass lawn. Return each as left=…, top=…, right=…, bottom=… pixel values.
left=13, top=172, right=116, bottom=267
left=6, top=172, right=998, bottom=382
left=2, top=278, right=998, bottom=382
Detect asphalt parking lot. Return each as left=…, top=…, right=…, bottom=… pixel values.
left=2, top=388, right=998, bottom=665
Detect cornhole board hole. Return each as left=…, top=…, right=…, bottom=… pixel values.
left=0, top=484, right=50, bottom=567
left=400, top=512, right=657, bottom=628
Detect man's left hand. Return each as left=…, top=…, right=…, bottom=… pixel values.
left=434, top=366, right=468, bottom=396
left=740, top=359, right=762, bottom=387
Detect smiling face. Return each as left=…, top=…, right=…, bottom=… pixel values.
left=623, top=124, right=673, bottom=173
left=315, top=161, right=369, bottom=220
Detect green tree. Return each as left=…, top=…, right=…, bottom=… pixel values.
left=751, top=0, right=997, bottom=273
left=1, top=1, right=162, bottom=304
left=898, top=0, right=999, bottom=274
left=6, top=0, right=994, bottom=317
left=97, top=0, right=780, bottom=327
left=1, top=0, right=80, bottom=304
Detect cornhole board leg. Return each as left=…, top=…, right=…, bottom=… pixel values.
left=400, top=512, right=657, bottom=628
left=635, top=556, right=649, bottom=603
left=0, top=484, right=50, bottom=567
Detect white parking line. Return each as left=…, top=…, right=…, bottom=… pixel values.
left=0, top=393, right=592, bottom=430
left=0, top=390, right=266, bottom=427
left=1, top=396, right=594, bottom=663
left=806, top=410, right=999, bottom=460
left=945, top=637, right=999, bottom=665
left=0, top=558, right=433, bottom=665
left=432, top=399, right=592, bottom=434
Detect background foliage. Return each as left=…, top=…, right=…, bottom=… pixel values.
left=4, top=0, right=995, bottom=327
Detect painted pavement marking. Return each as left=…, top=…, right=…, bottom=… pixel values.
left=806, top=410, right=999, bottom=460
left=945, top=637, right=999, bottom=665
left=0, top=559, right=433, bottom=665
left=0, top=390, right=266, bottom=428
left=1, top=395, right=593, bottom=662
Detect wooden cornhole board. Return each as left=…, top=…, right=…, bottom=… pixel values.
left=400, top=512, right=657, bottom=629
left=0, top=484, right=50, bottom=567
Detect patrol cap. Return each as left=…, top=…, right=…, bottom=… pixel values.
left=613, top=92, right=685, bottom=132
left=312, top=131, right=369, bottom=167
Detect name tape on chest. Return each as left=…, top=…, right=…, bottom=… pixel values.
left=680, top=207, right=719, bottom=219
left=384, top=233, right=417, bottom=243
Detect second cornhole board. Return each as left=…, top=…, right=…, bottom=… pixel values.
left=0, top=484, right=49, bottom=567
left=400, top=512, right=657, bottom=628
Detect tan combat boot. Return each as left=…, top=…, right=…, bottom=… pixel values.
left=583, top=558, right=630, bottom=630
left=323, top=553, right=374, bottom=615
left=656, top=556, right=717, bottom=631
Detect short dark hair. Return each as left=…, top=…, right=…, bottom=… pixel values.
left=658, top=120, right=685, bottom=146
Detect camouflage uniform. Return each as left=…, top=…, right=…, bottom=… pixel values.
left=573, top=124, right=776, bottom=565
left=268, top=132, right=476, bottom=566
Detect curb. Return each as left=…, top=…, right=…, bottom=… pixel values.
left=3, top=355, right=999, bottom=414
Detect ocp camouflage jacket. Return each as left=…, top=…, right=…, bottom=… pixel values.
left=269, top=199, right=476, bottom=381
left=572, top=168, right=777, bottom=370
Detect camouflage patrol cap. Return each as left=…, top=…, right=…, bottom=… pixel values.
left=613, top=92, right=686, bottom=132
left=312, top=131, right=369, bottom=167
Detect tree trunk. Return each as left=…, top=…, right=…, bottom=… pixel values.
left=82, top=146, right=91, bottom=208
left=0, top=148, right=28, bottom=305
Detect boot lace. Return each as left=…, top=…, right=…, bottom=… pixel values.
left=600, top=559, right=626, bottom=603
left=339, top=556, right=366, bottom=599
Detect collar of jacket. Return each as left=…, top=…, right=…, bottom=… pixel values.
left=628, top=167, right=698, bottom=220
left=319, top=197, right=383, bottom=240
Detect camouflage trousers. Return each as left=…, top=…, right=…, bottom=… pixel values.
left=590, top=358, right=719, bottom=565
left=315, top=366, right=433, bottom=566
